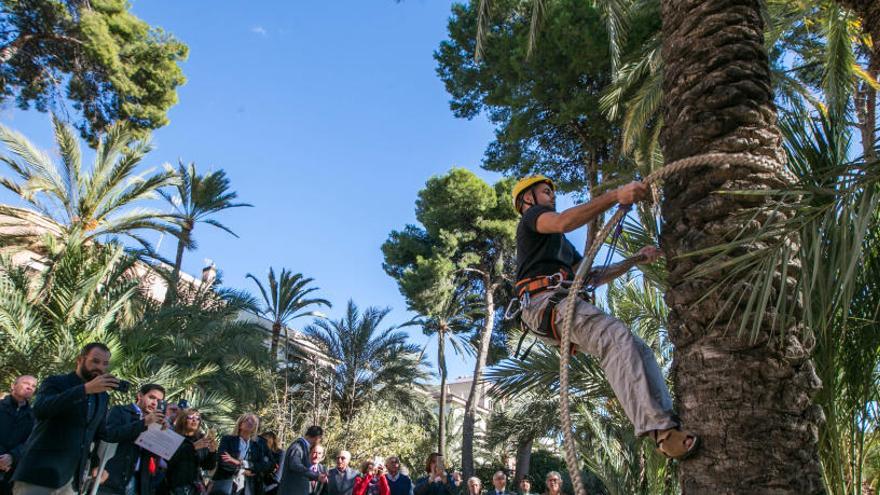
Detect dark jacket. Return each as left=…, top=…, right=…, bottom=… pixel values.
left=12, top=372, right=130, bottom=490
left=385, top=474, right=412, bottom=495
left=326, top=468, right=357, bottom=495
left=308, top=465, right=328, bottom=495
left=0, top=395, right=34, bottom=485
left=413, top=475, right=455, bottom=495
left=214, top=435, right=273, bottom=495
left=96, top=404, right=153, bottom=495
left=161, top=434, right=217, bottom=493
left=277, top=438, right=317, bottom=495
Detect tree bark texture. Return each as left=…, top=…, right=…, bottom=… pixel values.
left=271, top=321, right=282, bottom=357
left=660, top=1, right=824, bottom=493
left=461, top=277, right=496, bottom=480
left=513, top=437, right=533, bottom=485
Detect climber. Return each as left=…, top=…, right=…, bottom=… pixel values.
left=512, top=175, right=700, bottom=460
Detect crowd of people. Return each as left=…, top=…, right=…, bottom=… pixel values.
left=0, top=343, right=556, bottom=495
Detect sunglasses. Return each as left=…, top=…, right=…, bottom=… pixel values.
left=186, top=415, right=201, bottom=421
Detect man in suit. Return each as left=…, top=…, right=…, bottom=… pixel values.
left=96, top=384, right=166, bottom=495
left=489, top=473, right=509, bottom=495
left=307, top=445, right=328, bottom=495
left=12, top=342, right=131, bottom=495
left=278, top=426, right=326, bottom=495
left=326, top=452, right=356, bottom=495
left=0, top=375, right=36, bottom=495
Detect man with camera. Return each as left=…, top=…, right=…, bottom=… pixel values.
left=96, top=384, right=167, bottom=495
left=11, top=343, right=141, bottom=495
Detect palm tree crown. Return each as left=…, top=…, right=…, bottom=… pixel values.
left=0, top=116, right=179, bottom=250
left=303, top=300, right=431, bottom=432
left=159, top=160, right=251, bottom=298
left=247, top=267, right=331, bottom=357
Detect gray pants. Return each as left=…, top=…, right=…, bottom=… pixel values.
left=521, top=290, right=677, bottom=436
left=12, top=481, right=75, bottom=495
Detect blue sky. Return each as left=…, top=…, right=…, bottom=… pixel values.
left=0, top=0, right=585, bottom=380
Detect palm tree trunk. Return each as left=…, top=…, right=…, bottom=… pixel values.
left=271, top=321, right=282, bottom=357
left=513, top=437, right=533, bottom=485
left=660, top=1, right=824, bottom=492
left=461, top=276, right=495, bottom=479
left=854, top=67, right=877, bottom=165
left=835, top=1, right=880, bottom=65
left=438, top=329, right=448, bottom=459
left=166, top=233, right=188, bottom=304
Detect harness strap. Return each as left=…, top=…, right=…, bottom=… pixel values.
left=515, top=268, right=572, bottom=297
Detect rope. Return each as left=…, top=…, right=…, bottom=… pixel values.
left=556, top=152, right=790, bottom=495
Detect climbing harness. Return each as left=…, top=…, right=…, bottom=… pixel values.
left=546, top=153, right=792, bottom=495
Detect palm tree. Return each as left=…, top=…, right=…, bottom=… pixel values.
left=303, top=300, right=432, bottom=442
left=0, top=116, right=179, bottom=250
left=416, top=281, right=481, bottom=458
left=0, top=236, right=139, bottom=383
left=159, top=160, right=251, bottom=302
left=123, top=285, right=274, bottom=428
left=246, top=267, right=331, bottom=357
left=658, top=1, right=824, bottom=491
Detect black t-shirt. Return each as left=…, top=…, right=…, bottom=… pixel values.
left=515, top=205, right=583, bottom=281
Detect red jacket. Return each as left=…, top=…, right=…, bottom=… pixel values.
left=353, top=474, right=390, bottom=495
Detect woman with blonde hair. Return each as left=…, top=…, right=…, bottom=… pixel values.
left=211, top=414, right=273, bottom=495
left=160, top=409, right=217, bottom=495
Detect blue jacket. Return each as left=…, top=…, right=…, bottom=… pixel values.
left=278, top=438, right=318, bottom=495
left=385, top=474, right=412, bottom=495
left=12, top=372, right=132, bottom=490
left=0, top=395, right=34, bottom=485
left=95, top=404, right=154, bottom=495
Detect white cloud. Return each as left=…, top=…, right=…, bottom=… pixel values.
left=250, top=26, right=268, bottom=37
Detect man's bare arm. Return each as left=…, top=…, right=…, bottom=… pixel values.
left=587, top=257, right=644, bottom=287
left=583, top=246, right=664, bottom=287
left=535, top=182, right=648, bottom=234
left=535, top=190, right=619, bottom=234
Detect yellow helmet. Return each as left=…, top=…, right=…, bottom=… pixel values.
left=512, top=175, right=555, bottom=212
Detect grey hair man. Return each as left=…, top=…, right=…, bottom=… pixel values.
left=327, top=451, right=356, bottom=495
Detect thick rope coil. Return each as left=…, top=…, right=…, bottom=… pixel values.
left=557, top=153, right=790, bottom=495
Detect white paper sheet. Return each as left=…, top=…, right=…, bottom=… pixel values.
left=134, top=424, right=185, bottom=460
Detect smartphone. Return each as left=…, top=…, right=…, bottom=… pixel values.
left=435, top=455, right=446, bottom=475
left=115, top=380, right=130, bottom=394
left=157, top=399, right=167, bottom=413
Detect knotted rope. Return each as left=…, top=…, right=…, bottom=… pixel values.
left=557, top=153, right=791, bottom=495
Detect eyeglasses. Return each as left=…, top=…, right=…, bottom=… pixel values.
left=546, top=479, right=561, bottom=484
left=186, top=415, right=201, bottom=421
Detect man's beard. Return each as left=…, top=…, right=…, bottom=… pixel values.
left=81, top=366, right=102, bottom=380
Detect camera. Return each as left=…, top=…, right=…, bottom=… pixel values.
left=115, top=380, right=130, bottom=394
left=177, top=399, right=189, bottom=409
